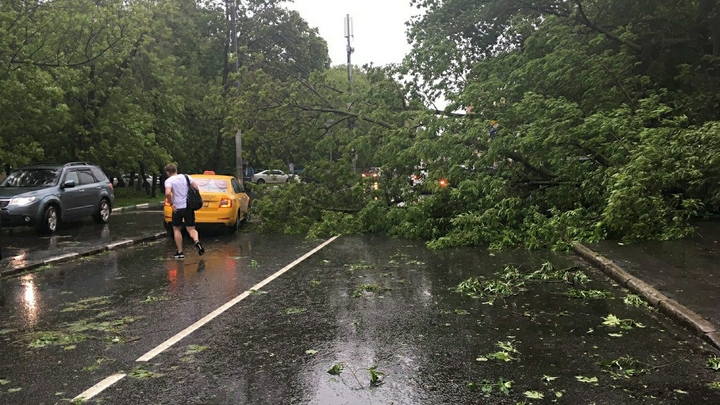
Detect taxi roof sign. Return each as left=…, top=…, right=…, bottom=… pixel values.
left=203, top=170, right=216, bottom=175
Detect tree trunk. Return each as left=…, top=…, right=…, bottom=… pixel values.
left=697, top=0, right=720, bottom=56
left=150, top=173, right=157, bottom=198
left=712, top=4, right=720, bottom=57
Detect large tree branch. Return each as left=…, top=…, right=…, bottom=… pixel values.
left=519, top=180, right=581, bottom=187
left=504, top=151, right=558, bottom=179
left=570, top=142, right=613, bottom=168
left=571, top=0, right=642, bottom=52
left=292, top=105, right=395, bottom=129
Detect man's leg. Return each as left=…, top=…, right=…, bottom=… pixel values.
left=185, top=210, right=204, bottom=255
left=173, top=227, right=183, bottom=252
left=171, top=210, right=185, bottom=258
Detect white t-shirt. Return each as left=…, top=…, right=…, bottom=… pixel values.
left=164, top=174, right=194, bottom=209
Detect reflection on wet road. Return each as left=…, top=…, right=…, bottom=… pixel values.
left=0, top=234, right=719, bottom=404
left=0, top=211, right=162, bottom=266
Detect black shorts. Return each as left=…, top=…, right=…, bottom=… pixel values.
left=171, top=208, right=196, bottom=227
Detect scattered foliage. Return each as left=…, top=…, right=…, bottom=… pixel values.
left=601, top=355, right=648, bottom=378
left=565, top=289, right=613, bottom=299
left=129, top=366, right=162, bottom=379
left=623, top=294, right=648, bottom=308
left=707, top=356, right=720, bottom=371
left=281, top=307, right=306, bottom=315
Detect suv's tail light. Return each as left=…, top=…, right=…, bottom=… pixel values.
left=219, top=197, right=232, bottom=208
left=109, top=182, right=113, bottom=190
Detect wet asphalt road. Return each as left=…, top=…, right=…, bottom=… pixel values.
left=1, top=229, right=720, bottom=404
left=0, top=211, right=165, bottom=266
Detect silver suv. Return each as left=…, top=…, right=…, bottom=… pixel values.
left=0, top=162, right=115, bottom=233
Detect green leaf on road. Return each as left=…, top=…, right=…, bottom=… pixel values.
left=249, top=289, right=268, bottom=295
left=541, top=375, right=558, bottom=383
left=524, top=390, right=544, bottom=399
left=282, top=307, right=306, bottom=315
left=368, top=365, right=385, bottom=385
left=184, top=345, right=208, bottom=355
left=603, top=314, right=622, bottom=326
left=328, top=363, right=344, bottom=375
left=706, top=356, right=720, bottom=371
left=129, top=366, right=162, bottom=379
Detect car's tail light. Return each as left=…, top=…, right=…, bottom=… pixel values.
left=219, top=197, right=232, bottom=208
left=109, top=182, right=113, bottom=190
left=164, top=198, right=171, bottom=206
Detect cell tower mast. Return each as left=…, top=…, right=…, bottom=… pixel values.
left=344, top=14, right=354, bottom=94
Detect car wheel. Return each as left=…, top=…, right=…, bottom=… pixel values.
left=257, top=178, right=265, bottom=184
left=244, top=200, right=252, bottom=222
left=93, top=198, right=111, bottom=224
left=228, top=210, right=244, bottom=234
left=37, top=205, right=58, bottom=233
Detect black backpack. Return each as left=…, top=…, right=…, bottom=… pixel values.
left=184, top=174, right=203, bottom=211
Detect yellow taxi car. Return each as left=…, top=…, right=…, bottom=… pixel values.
left=164, top=171, right=250, bottom=234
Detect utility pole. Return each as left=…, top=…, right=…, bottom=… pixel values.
left=231, top=0, right=244, bottom=184
left=345, top=13, right=357, bottom=172
left=344, top=14, right=354, bottom=95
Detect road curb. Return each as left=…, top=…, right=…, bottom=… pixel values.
left=0, top=231, right=168, bottom=279
left=114, top=202, right=164, bottom=212
left=573, top=242, right=720, bottom=350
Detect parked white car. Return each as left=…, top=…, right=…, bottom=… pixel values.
left=251, top=169, right=292, bottom=184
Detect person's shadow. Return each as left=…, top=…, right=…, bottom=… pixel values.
left=197, top=259, right=205, bottom=273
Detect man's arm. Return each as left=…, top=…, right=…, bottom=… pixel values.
left=165, top=185, right=173, bottom=206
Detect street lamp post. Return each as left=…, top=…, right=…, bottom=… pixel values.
left=231, top=0, right=244, bottom=184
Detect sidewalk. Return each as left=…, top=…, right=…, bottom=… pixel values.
left=576, top=221, right=720, bottom=350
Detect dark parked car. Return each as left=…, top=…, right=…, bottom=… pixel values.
left=0, top=162, right=115, bottom=233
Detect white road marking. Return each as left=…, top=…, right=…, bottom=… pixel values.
left=136, top=235, right=339, bottom=362
left=73, top=374, right=126, bottom=401
left=71, top=235, right=339, bottom=401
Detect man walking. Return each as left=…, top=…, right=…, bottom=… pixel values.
left=164, top=163, right=204, bottom=259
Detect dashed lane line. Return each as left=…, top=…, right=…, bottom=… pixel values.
left=137, top=234, right=339, bottom=362
left=73, top=235, right=339, bottom=401
left=73, top=374, right=126, bottom=402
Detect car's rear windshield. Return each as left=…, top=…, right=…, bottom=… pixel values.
left=195, top=178, right=228, bottom=193
left=0, top=168, right=60, bottom=187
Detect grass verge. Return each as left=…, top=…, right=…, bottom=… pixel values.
left=113, top=187, right=163, bottom=208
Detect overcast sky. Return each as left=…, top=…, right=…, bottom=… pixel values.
left=286, top=0, right=419, bottom=67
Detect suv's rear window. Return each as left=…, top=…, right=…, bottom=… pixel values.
left=195, top=178, right=228, bottom=193
left=90, top=167, right=109, bottom=182
left=1, top=168, right=60, bottom=187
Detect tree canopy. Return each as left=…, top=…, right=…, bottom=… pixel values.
left=252, top=0, right=720, bottom=249
left=3, top=0, right=720, bottom=249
